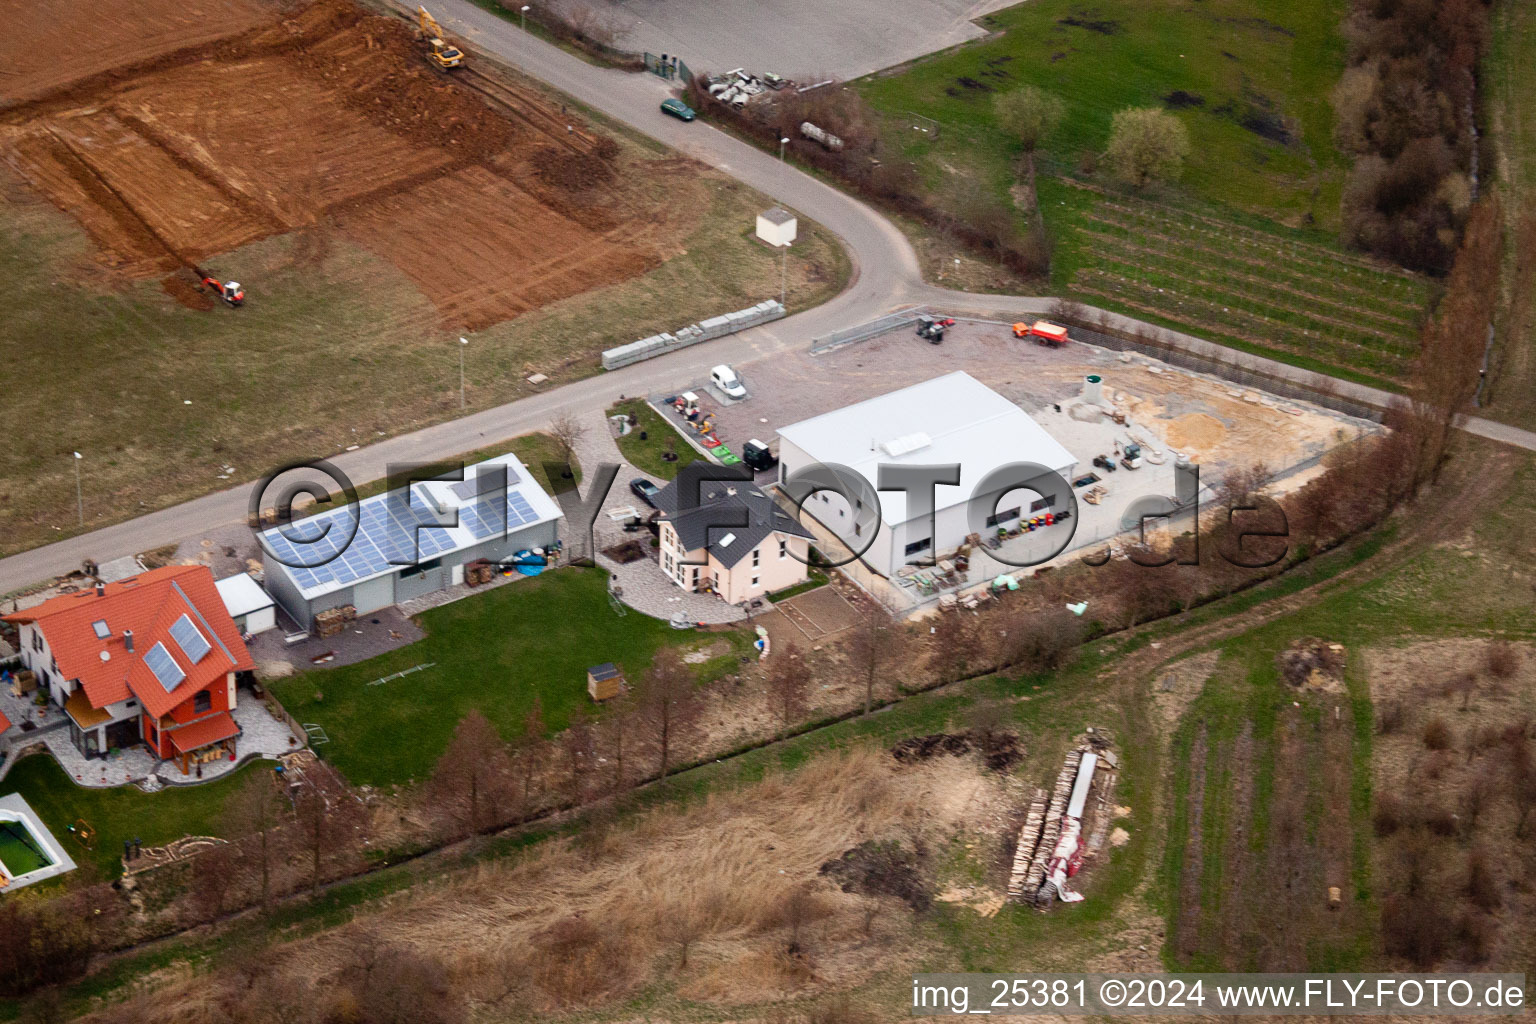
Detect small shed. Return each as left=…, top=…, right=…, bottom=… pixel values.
left=215, top=573, right=277, bottom=635
left=587, top=662, right=624, bottom=702
left=755, top=207, right=797, bottom=247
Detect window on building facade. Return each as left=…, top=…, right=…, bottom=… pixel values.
left=752, top=549, right=760, bottom=568
left=778, top=538, right=787, bottom=558
left=985, top=507, right=1021, bottom=528
left=32, top=630, right=42, bottom=652
left=194, top=690, right=212, bottom=713
left=904, top=537, right=932, bottom=556
left=751, top=575, right=760, bottom=587
left=1030, top=495, right=1057, bottom=512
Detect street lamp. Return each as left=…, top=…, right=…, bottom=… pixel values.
left=780, top=241, right=788, bottom=306
left=458, top=336, right=469, bottom=410
left=520, top=4, right=529, bottom=31
left=778, top=136, right=789, bottom=190
left=73, top=451, right=83, bottom=527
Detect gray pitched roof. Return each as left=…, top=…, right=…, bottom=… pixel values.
left=654, top=465, right=814, bottom=569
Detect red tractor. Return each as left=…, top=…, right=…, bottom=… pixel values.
left=195, top=267, right=244, bottom=307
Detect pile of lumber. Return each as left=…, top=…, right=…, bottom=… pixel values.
left=313, top=605, right=356, bottom=639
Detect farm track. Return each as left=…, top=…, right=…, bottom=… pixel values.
left=1074, top=217, right=1425, bottom=328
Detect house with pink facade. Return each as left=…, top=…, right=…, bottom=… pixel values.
left=653, top=467, right=813, bottom=605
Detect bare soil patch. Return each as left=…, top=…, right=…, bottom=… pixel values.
left=0, top=0, right=653, bottom=326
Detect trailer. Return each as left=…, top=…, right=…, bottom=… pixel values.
left=1012, top=320, right=1070, bottom=347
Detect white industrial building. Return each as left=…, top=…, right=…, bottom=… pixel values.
left=775, top=372, right=1077, bottom=577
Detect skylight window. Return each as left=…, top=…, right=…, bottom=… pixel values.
left=718, top=532, right=737, bottom=547
left=92, top=619, right=110, bottom=639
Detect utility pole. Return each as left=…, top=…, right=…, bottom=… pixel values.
left=459, top=336, right=469, bottom=410
left=73, top=451, right=83, bottom=526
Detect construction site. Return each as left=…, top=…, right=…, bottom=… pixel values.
left=0, top=0, right=654, bottom=328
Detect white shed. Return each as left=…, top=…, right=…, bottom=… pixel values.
left=755, top=207, right=797, bottom=247
left=216, top=573, right=277, bottom=635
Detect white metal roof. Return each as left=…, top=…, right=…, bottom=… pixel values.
left=261, top=452, right=563, bottom=601
left=776, top=371, right=1077, bottom=526
left=215, top=573, right=274, bottom=619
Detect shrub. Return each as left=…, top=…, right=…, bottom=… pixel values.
left=1373, top=793, right=1404, bottom=837
left=1484, top=641, right=1521, bottom=680
left=1103, top=107, right=1190, bottom=188
left=1422, top=716, right=1453, bottom=751
left=1466, top=849, right=1500, bottom=911
left=1375, top=699, right=1407, bottom=735
left=1382, top=893, right=1453, bottom=967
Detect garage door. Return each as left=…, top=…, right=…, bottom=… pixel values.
left=353, top=574, right=394, bottom=615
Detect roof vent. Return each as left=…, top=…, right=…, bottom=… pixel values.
left=100, top=650, right=111, bottom=663
left=879, top=432, right=932, bottom=458
left=95, top=581, right=105, bottom=597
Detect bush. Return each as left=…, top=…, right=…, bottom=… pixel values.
left=1375, top=699, right=1407, bottom=735
left=1485, top=641, right=1521, bottom=680
left=1103, top=107, right=1190, bottom=188
left=1422, top=716, right=1453, bottom=751
left=1382, top=893, right=1452, bottom=967
left=1373, top=793, right=1404, bottom=837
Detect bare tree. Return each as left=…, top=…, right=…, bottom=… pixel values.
left=559, top=713, right=596, bottom=804
left=662, top=896, right=707, bottom=970
left=634, top=648, right=701, bottom=780
left=292, top=761, right=370, bottom=890
left=516, top=696, right=549, bottom=810
left=225, top=769, right=290, bottom=908
left=928, top=611, right=979, bottom=683
left=765, top=643, right=812, bottom=739
left=847, top=595, right=902, bottom=715
left=595, top=700, right=633, bottom=795
left=547, top=411, right=587, bottom=480
left=429, top=711, right=516, bottom=837
left=190, top=841, right=240, bottom=921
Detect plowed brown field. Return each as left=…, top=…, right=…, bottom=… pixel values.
left=0, top=0, right=653, bottom=328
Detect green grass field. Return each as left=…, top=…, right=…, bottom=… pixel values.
left=268, top=566, right=743, bottom=788
left=858, top=0, right=1432, bottom=388
left=609, top=399, right=703, bottom=480
left=2, top=756, right=258, bottom=879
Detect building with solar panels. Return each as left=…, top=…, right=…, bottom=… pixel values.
left=3, top=565, right=256, bottom=772
left=259, top=453, right=563, bottom=631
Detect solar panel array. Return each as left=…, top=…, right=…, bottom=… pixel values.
left=264, top=476, right=547, bottom=595
left=169, top=613, right=211, bottom=664
left=144, top=641, right=186, bottom=692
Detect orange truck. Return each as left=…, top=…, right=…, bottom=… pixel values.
left=1012, top=320, right=1069, bottom=347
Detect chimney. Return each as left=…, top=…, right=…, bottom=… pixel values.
left=95, top=581, right=105, bottom=597
left=123, top=629, right=134, bottom=653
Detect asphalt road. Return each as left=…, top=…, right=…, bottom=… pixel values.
left=2, top=6, right=1532, bottom=595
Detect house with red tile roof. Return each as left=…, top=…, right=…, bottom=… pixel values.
left=3, top=565, right=254, bottom=775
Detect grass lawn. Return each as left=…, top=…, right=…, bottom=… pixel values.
left=857, top=0, right=1432, bottom=388
left=268, top=566, right=742, bottom=788
left=1, top=755, right=258, bottom=879
left=609, top=399, right=702, bottom=481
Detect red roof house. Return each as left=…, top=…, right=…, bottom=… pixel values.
left=3, top=565, right=254, bottom=774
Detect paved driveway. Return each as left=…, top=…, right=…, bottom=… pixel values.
left=588, top=0, right=1019, bottom=79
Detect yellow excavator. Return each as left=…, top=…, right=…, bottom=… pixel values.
left=417, top=6, right=465, bottom=70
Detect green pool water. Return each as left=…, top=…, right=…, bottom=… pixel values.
left=0, top=821, right=53, bottom=877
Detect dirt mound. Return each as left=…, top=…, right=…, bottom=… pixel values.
left=820, top=839, right=931, bottom=912
left=1165, top=412, right=1226, bottom=452
left=890, top=730, right=1023, bottom=773
left=1276, top=638, right=1346, bottom=694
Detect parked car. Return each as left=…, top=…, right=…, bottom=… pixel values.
left=710, top=364, right=747, bottom=399
left=660, top=98, right=696, bottom=122
left=741, top=439, right=777, bottom=471
left=630, top=478, right=661, bottom=507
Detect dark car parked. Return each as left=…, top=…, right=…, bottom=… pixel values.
left=630, top=478, right=661, bottom=507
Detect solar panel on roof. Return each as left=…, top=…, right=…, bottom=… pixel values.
left=144, top=642, right=186, bottom=692
left=169, top=614, right=211, bottom=664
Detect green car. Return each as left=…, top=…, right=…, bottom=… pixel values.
left=660, top=98, right=696, bottom=122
